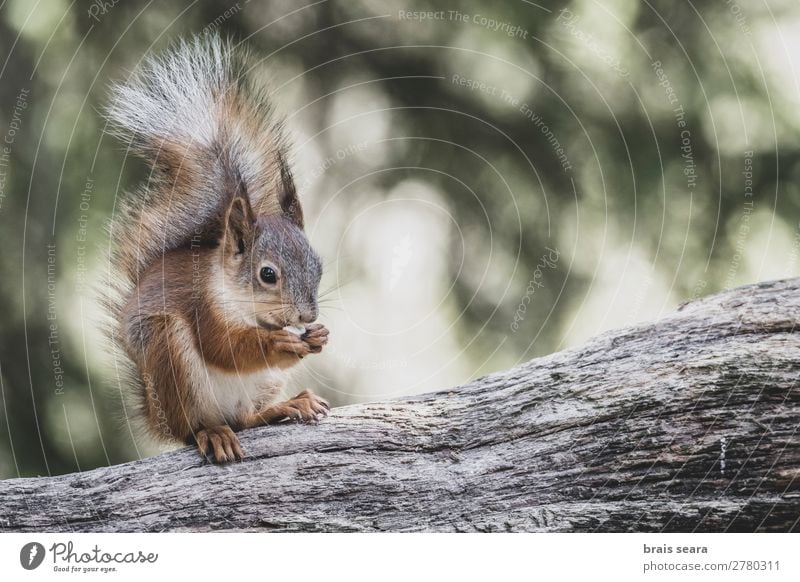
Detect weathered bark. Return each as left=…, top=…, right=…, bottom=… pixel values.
left=1, top=279, right=798, bottom=532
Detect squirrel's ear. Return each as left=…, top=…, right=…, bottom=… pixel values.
left=224, top=196, right=255, bottom=256
left=277, top=153, right=304, bottom=229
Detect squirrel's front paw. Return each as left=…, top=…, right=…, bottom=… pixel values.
left=195, top=425, right=244, bottom=463
left=302, top=323, right=329, bottom=353
left=270, top=329, right=312, bottom=358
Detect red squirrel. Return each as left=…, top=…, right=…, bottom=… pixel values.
left=104, top=35, right=329, bottom=462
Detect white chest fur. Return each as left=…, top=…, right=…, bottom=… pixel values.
left=194, top=365, right=288, bottom=425
left=168, top=313, right=289, bottom=425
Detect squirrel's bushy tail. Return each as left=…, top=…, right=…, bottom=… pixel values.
left=106, top=33, right=291, bottom=289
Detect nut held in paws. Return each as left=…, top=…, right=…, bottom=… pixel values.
left=284, top=325, right=306, bottom=336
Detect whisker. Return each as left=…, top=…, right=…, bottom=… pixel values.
left=316, top=299, right=340, bottom=307
left=321, top=254, right=350, bottom=269
left=218, top=299, right=288, bottom=307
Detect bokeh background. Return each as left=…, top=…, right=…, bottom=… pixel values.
left=1, top=0, right=799, bottom=478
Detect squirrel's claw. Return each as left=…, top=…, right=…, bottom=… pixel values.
left=195, top=425, right=245, bottom=463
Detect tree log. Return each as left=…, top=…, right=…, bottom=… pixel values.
left=1, top=279, right=799, bottom=532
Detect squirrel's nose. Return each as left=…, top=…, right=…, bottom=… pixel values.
left=298, top=306, right=317, bottom=324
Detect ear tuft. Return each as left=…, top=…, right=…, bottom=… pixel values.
left=224, top=196, right=255, bottom=256
left=277, top=152, right=304, bottom=228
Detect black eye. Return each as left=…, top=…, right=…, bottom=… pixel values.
left=260, top=266, right=277, bottom=284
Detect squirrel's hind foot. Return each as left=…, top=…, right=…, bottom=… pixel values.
left=282, top=389, right=330, bottom=421
left=195, top=425, right=245, bottom=463
left=242, top=389, right=330, bottom=427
